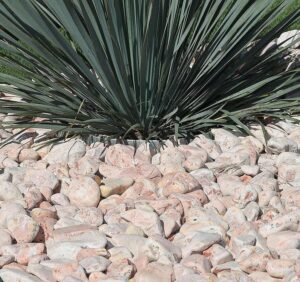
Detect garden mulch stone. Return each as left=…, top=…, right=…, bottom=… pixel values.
left=1, top=120, right=300, bottom=281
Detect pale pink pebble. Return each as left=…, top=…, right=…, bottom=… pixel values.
left=203, top=244, right=233, bottom=267
left=39, top=201, right=54, bottom=210
left=24, top=189, right=43, bottom=210
left=76, top=248, right=108, bottom=261
left=47, top=163, right=70, bottom=180
left=30, top=208, right=57, bottom=223
left=98, top=195, right=124, bottom=214
left=24, top=168, right=59, bottom=190
left=266, top=259, right=295, bottom=278
left=121, top=179, right=158, bottom=201
left=79, top=256, right=111, bottom=273
left=1, top=243, right=45, bottom=265
left=191, top=134, right=222, bottom=159
left=0, top=143, right=23, bottom=161
left=239, top=251, right=272, bottom=273
left=68, top=176, right=101, bottom=208
left=100, top=177, right=134, bottom=198
left=7, top=214, right=40, bottom=243
left=2, top=262, right=27, bottom=271
left=106, top=258, right=135, bottom=280
left=35, top=217, right=57, bottom=242
left=89, top=272, right=107, bottom=282
left=105, top=144, right=150, bottom=168
left=134, top=262, right=174, bottom=282
left=26, top=263, right=56, bottom=282
left=147, top=198, right=182, bottom=215
left=158, top=172, right=200, bottom=197
left=72, top=155, right=100, bottom=176
left=51, top=193, right=70, bottom=206
left=119, top=163, right=161, bottom=181
left=27, top=254, right=48, bottom=264
left=0, top=256, right=14, bottom=268
left=109, top=247, right=133, bottom=263
left=52, top=260, right=88, bottom=281
left=186, top=189, right=208, bottom=205
left=0, top=229, right=12, bottom=248
left=121, top=209, right=164, bottom=237
left=133, top=255, right=149, bottom=272
left=169, top=193, right=202, bottom=217
left=181, top=254, right=212, bottom=273
left=160, top=209, right=181, bottom=237
left=99, top=162, right=122, bottom=178
left=74, top=207, right=103, bottom=227
left=178, top=144, right=208, bottom=162
left=40, top=186, right=53, bottom=201
left=249, top=271, right=281, bottom=282
left=18, top=148, right=39, bottom=162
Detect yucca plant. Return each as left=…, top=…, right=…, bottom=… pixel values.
left=0, top=0, right=299, bottom=142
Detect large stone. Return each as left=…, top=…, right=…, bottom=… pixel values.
left=134, top=262, right=174, bottom=282
left=121, top=209, right=164, bottom=237
left=174, top=231, right=221, bottom=257
left=0, top=269, right=42, bottom=282
left=1, top=243, right=45, bottom=265
left=68, top=176, right=101, bottom=207
left=266, top=259, right=295, bottom=278
left=211, top=128, right=240, bottom=152
left=79, top=256, right=111, bottom=273
left=44, top=139, right=86, bottom=166
left=7, top=214, right=39, bottom=243
left=0, top=143, right=23, bottom=161
left=181, top=254, right=212, bottom=273
left=278, top=164, right=300, bottom=186
left=267, top=137, right=298, bottom=154
left=72, top=155, right=99, bottom=176
left=24, top=169, right=59, bottom=191
left=0, top=180, right=24, bottom=206
left=267, top=231, right=300, bottom=252
left=217, top=175, right=243, bottom=196
left=259, top=210, right=300, bottom=238
left=19, top=149, right=39, bottom=162
left=110, top=234, right=148, bottom=257
left=100, top=178, right=134, bottom=197
left=73, top=207, right=103, bottom=227
left=26, top=264, right=56, bottom=282
left=0, top=229, right=12, bottom=248
left=203, top=244, right=233, bottom=267
left=158, top=172, right=200, bottom=197
left=105, top=144, right=150, bottom=168
left=190, top=168, right=215, bottom=186
left=191, top=134, right=222, bottom=159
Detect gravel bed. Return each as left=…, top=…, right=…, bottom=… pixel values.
left=0, top=119, right=300, bottom=281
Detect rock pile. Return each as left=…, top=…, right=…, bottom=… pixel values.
left=0, top=120, right=300, bottom=281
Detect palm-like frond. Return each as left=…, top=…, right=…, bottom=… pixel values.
left=0, top=0, right=299, bottom=140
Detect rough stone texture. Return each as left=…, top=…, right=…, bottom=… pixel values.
left=1, top=118, right=300, bottom=280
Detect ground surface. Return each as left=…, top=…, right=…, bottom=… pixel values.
left=0, top=116, right=300, bottom=281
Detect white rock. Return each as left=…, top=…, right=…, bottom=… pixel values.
left=211, top=129, right=240, bottom=152
left=277, top=30, right=300, bottom=48
left=266, top=259, right=295, bottom=278
left=0, top=181, right=23, bottom=203
left=79, top=256, right=111, bottom=273
left=7, top=214, right=39, bottom=243
left=241, top=165, right=259, bottom=176
left=44, top=139, right=86, bottom=166
left=267, top=137, right=298, bottom=154
left=0, top=269, right=42, bottom=282
left=68, top=176, right=101, bottom=207
left=100, top=178, right=134, bottom=197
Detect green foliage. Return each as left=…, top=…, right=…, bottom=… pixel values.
left=0, top=0, right=300, bottom=141
left=269, top=0, right=300, bottom=31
